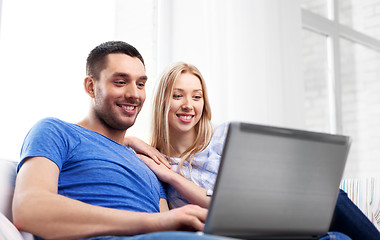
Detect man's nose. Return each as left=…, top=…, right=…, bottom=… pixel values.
left=124, top=84, right=139, bottom=100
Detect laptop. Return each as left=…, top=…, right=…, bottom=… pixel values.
left=204, top=122, right=351, bottom=239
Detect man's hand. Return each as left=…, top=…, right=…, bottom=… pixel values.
left=153, top=204, right=208, bottom=232
left=124, top=136, right=170, bottom=168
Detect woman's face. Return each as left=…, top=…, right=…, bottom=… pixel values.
left=168, top=72, right=204, bottom=137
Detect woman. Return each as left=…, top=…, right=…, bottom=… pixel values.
left=135, top=62, right=222, bottom=209
left=137, top=62, right=379, bottom=240
left=150, top=62, right=227, bottom=209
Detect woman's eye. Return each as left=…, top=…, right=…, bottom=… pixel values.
left=173, top=94, right=181, bottom=99
left=194, top=95, right=202, bottom=100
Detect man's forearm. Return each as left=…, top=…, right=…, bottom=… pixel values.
left=13, top=190, right=156, bottom=240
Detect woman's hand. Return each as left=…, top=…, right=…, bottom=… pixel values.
left=124, top=136, right=170, bottom=168
left=137, top=154, right=175, bottom=183
left=137, top=154, right=211, bottom=208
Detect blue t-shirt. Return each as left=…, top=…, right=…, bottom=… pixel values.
left=19, top=117, right=165, bottom=213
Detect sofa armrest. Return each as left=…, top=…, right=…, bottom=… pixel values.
left=0, top=159, right=34, bottom=240
left=0, top=212, right=25, bottom=240
left=340, top=177, right=380, bottom=230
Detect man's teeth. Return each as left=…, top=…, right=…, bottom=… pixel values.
left=179, top=115, right=192, bottom=120
left=122, top=105, right=135, bottom=111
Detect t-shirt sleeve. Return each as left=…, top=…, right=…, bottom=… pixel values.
left=19, top=118, right=71, bottom=171
left=159, top=181, right=167, bottom=200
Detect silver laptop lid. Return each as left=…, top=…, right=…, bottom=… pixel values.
left=204, top=122, right=351, bottom=240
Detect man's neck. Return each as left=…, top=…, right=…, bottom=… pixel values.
left=77, top=117, right=126, bottom=145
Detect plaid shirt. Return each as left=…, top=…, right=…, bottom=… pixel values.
left=167, top=122, right=229, bottom=209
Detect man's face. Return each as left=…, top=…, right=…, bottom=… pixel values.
left=92, top=53, right=147, bottom=131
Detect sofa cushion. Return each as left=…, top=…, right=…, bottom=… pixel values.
left=0, top=159, right=34, bottom=240
left=0, top=159, right=18, bottom=220
left=0, top=212, right=24, bottom=240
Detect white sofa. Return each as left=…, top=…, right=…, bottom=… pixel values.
left=0, top=159, right=34, bottom=240
left=340, top=177, right=380, bottom=230
left=1, top=158, right=379, bottom=239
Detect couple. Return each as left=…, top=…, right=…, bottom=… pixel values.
left=13, top=41, right=379, bottom=240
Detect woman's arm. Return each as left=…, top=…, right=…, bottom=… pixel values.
left=137, top=154, right=211, bottom=208
left=124, top=136, right=170, bottom=168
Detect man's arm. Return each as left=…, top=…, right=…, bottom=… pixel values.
left=12, top=157, right=207, bottom=240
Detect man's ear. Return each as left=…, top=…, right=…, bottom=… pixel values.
left=84, top=76, right=95, bottom=98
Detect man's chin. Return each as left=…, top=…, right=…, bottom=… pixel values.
left=104, top=116, right=137, bottom=131
left=117, top=119, right=137, bottom=131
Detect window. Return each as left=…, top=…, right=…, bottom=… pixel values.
left=339, top=0, right=380, bottom=40
left=301, top=0, right=380, bottom=178
left=340, top=39, right=380, bottom=177
left=301, top=0, right=329, bottom=18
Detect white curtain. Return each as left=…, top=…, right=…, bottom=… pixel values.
left=156, top=0, right=304, bottom=129
left=0, top=0, right=305, bottom=161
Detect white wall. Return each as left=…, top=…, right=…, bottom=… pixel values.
left=0, top=0, right=162, bottom=161
left=0, top=0, right=2, bottom=36
left=0, top=0, right=116, bottom=161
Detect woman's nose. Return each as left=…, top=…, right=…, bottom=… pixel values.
left=181, top=97, right=193, bottom=110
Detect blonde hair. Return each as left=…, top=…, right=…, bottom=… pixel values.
left=151, top=62, right=213, bottom=176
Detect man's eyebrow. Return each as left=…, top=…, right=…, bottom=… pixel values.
left=112, top=72, right=148, bottom=80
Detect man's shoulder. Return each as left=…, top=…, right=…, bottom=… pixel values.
left=34, top=117, right=74, bottom=130
left=37, top=117, right=67, bottom=126
left=30, top=117, right=79, bottom=140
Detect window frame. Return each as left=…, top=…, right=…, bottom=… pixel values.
left=301, top=0, right=380, bottom=134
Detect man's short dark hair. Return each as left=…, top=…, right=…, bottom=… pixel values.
left=86, top=41, right=145, bottom=80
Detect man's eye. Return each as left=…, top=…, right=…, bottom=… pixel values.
left=137, top=82, right=145, bottom=87
left=115, top=81, right=125, bottom=85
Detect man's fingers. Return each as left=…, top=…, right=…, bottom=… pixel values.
left=183, top=216, right=205, bottom=231
left=182, top=205, right=207, bottom=231
left=189, top=205, right=208, bottom=222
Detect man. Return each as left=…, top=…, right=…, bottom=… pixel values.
left=12, top=41, right=232, bottom=240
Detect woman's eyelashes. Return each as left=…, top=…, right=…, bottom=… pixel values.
left=172, top=93, right=203, bottom=100
left=173, top=94, right=182, bottom=99
left=193, top=95, right=202, bottom=100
